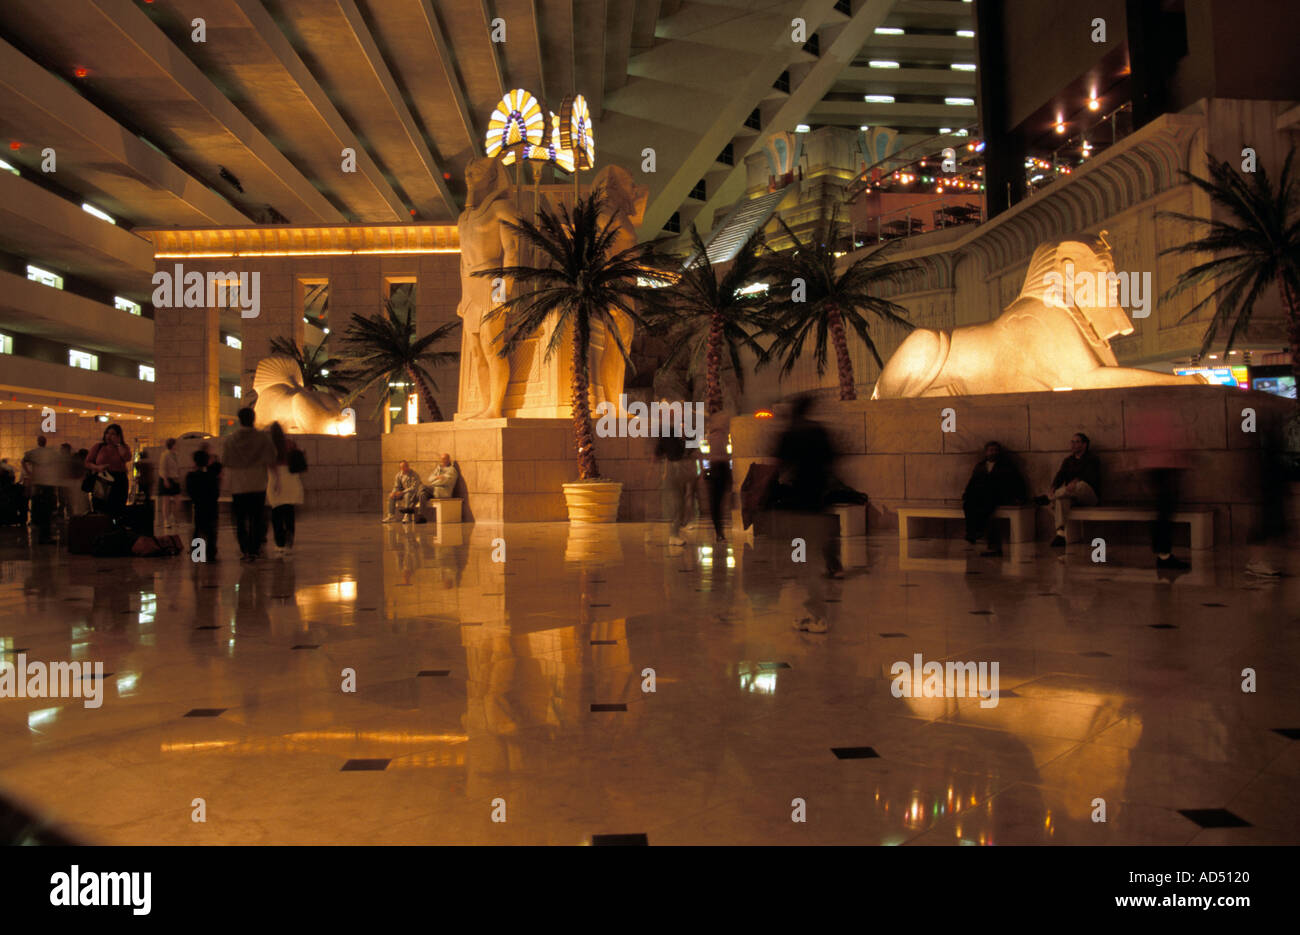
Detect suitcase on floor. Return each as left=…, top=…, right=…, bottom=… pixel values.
left=119, top=501, right=154, bottom=535
left=68, top=513, right=115, bottom=554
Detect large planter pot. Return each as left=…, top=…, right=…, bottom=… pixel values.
left=562, top=480, right=622, bottom=524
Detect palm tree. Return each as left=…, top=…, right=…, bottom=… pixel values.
left=757, top=210, right=916, bottom=400
left=1159, top=149, right=1300, bottom=387
left=474, top=193, right=665, bottom=479
left=267, top=336, right=352, bottom=398
left=659, top=226, right=770, bottom=416
left=339, top=299, right=459, bottom=424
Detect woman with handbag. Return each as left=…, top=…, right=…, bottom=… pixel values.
left=85, top=424, right=131, bottom=517
left=266, top=421, right=305, bottom=556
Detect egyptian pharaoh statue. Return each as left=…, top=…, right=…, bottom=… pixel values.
left=873, top=233, right=1206, bottom=397
left=457, top=157, right=520, bottom=418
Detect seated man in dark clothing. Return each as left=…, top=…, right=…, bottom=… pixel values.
left=1034, top=432, right=1102, bottom=546
left=962, top=442, right=1026, bottom=556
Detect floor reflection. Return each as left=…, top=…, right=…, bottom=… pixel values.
left=0, top=516, right=1296, bottom=845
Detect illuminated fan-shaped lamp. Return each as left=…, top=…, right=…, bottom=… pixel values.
left=559, top=94, right=595, bottom=169
left=485, top=88, right=545, bottom=160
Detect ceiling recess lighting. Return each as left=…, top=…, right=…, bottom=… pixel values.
left=0, top=159, right=18, bottom=176
left=81, top=203, right=116, bottom=224
left=859, top=125, right=870, bottom=131
left=951, top=63, right=977, bottom=71
left=956, top=30, right=975, bottom=38
left=869, top=60, right=900, bottom=69
left=939, top=128, right=952, bottom=135
left=944, top=97, right=975, bottom=106
left=874, top=27, right=904, bottom=35
left=795, top=124, right=811, bottom=133
left=1088, top=92, right=1100, bottom=111
left=1055, top=120, right=1066, bottom=134
left=864, top=95, right=895, bottom=104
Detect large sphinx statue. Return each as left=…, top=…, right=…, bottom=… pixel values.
left=591, top=165, right=649, bottom=412
left=252, top=356, right=347, bottom=434
left=873, top=233, right=1206, bottom=397
left=457, top=157, right=520, bottom=419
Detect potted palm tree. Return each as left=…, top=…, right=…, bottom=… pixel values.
left=268, top=336, right=352, bottom=398
left=659, top=226, right=770, bottom=416
left=340, top=299, right=459, bottom=426
left=758, top=210, right=916, bottom=399
left=475, top=193, right=665, bottom=523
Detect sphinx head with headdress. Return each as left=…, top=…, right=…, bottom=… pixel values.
left=1023, top=230, right=1136, bottom=362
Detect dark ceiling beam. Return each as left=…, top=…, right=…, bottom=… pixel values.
left=229, top=0, right=409, bottom=221
left=480, top=0, right=507, bottom=94
left=335, top=0, right=459, bottom=217
left=417, top=0, right=482, bottom=154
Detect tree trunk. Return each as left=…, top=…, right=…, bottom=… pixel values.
left=571, top=315, right=600, bottom=479
left=705, top=311, right=725, bottom=416
left=406, top=366, right=443, bottom=422
left=827, top=304, right=857, bottom=401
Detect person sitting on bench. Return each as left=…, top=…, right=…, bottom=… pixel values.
left=424, top=454, right=458, bottom=500
left=962, top=441, right=1025, bottom=556
left=383, top=461, right=421, bottom=524
left=1035, top=432, right=1101, bottom=547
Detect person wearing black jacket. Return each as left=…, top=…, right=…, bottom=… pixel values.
left=1037, top=432, right=1101, bottom=547
left=186, top=449, right=223, bottom=561
left=962, top=442, right=1026, bottom=556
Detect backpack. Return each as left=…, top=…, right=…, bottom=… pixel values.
left=287, top=448, right=308, bottom=474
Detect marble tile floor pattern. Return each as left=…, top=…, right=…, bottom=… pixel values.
left=1, top=516, right=1298, bottom=846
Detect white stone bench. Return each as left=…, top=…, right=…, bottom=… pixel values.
left=897, top=504, right=1035, bottom=546
left=830, top=503, right=867, bottom=537
left=417, top=497, right=463, bottom=525
left=1065, top=507, right=1212, bottom=550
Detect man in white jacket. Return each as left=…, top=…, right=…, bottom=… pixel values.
left=221, top=408, right=277, bottom=560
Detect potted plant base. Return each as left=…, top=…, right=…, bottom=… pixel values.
left=562, top=479, right=623, bottom=524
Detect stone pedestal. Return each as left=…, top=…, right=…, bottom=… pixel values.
left=382, top=419, right=661, bottom=522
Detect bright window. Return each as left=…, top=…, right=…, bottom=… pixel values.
left=69, top=349, right=98, bottom=370
left=81, top=203, right=116, bottom=225
left=0, top=333, right=12, bottom=354
left=115, top=296, right=142, bottom=315
left=27, top=265, right=63, bottom=290
left=138, top=364, right=155, bottom=382
left=224, top=334, right=242, bottom=349
left=233, top=385, right=242, bottom=399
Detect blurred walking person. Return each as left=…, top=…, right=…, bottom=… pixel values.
left=266, top=421, right=305, bottom=556
left=656, top=431, right=695, bottom=546
left=222, top=407, right=277, bottom=562
left=158, top=438, right=183, bottom=530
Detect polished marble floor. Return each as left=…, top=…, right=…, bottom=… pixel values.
left=1, top=513, right=1298, bottom=845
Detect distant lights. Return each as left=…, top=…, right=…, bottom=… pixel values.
left=795, top=124, right=811, bottom=133
left=1088, top=90, right=1100, bottom=111
left=944, top=97, right=975, bottom=106
left=1055, top=119, right=1066, bottom=134
left=754, top=410, right=774, bottom=419
left=956, top=29, right=975, bottom=38
left=951, top=63, right=977, bottom=72
left=874, top=27, right=904, bottom=35
left=74, top=67, right=88, bottom=79
left=9, top=141, right=21, bottom=151
left=939, top=128, right=952, bottom=135
left=869, top=60, right=900, bottom=69
left=864, top=95, right=895, bottom=104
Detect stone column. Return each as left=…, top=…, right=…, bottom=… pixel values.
left=240, top=266, right=300, bottom=400
left=154, top=303, right=220, bottom=441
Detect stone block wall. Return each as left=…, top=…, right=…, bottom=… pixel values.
left=731, top=385, right=1296, bottom=546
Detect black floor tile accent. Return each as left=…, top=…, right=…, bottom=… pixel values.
left=341, top=758, right=391, bottom=772
left=1079, top=651, right=1112, bottom=658
left=291, top=644, right=320, bottom=650
left=758, top=662, right=791, bottom=670
left=590, top=640, right=618, bottom=645
left=878, top=632, right=908, bottom=638
left=899, top=584, right=919, bottom=588
left=592, top=833, right=647, bottom=846
left=825, top=598, right=842, bottom=603
left=417, top=670, right=450, bottom=677
left=183, top=708, right=227, bottom=718
left=969, top=610, right=994, bottom=615
left=195, top=625, right=220, bottom=631
left=1148, top=623, right=1178, bottom=629
left=1202, top=603, right=1227, bottom=608
left=589, top=603, right=611, bottom=608
left=591, top=703, right=627, bottom=712
left=1177, top=808, right=1251, bottom=829
left=831, top=746, right=880, bottom=760
left=1272, top=728, right=1300, bottom=740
